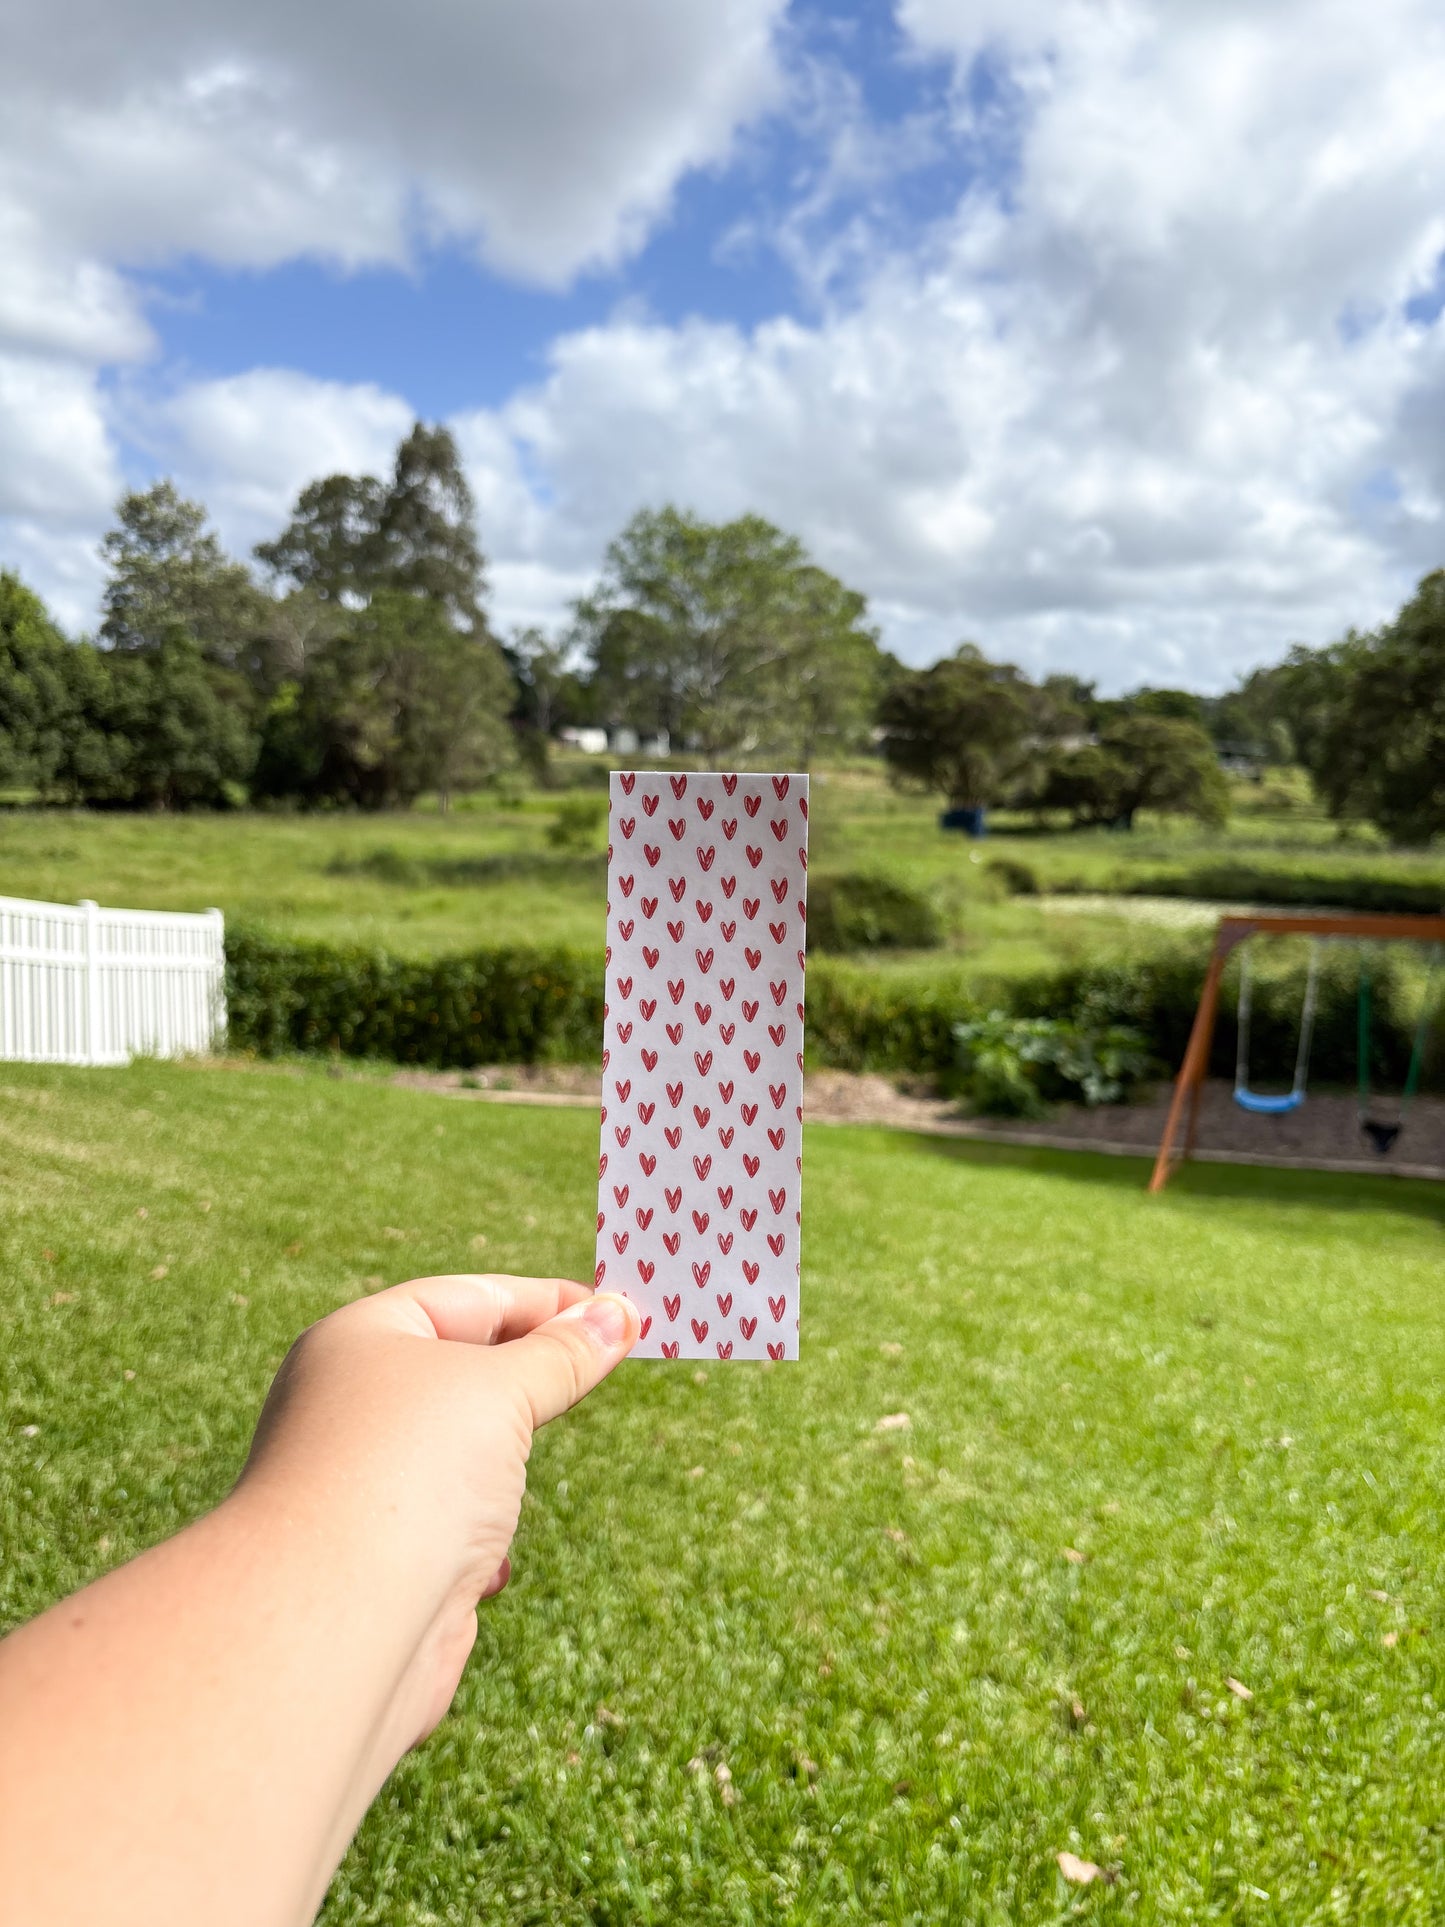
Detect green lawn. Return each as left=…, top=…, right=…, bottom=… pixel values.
left=4, top=1060, right=1445, bottom=1921
left=3, top=768, right=1438, bottom=991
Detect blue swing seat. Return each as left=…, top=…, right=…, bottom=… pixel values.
left=1233, top=1088, right=1305, bottom=1116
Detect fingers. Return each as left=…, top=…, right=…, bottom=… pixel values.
left=501, top=1293, right=640, bottom=1430
left=358, top=1274, right=594, bottom=1346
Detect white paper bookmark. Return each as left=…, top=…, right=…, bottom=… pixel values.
left=595, top=772, right=808, bottom=1360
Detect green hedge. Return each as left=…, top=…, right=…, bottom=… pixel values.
left=807, top=873, right=942, bottom=954
left=225, top=929, right=1441, bottom=1093
left=225, top=929, right=601, bottom=1066
left=1077, top=862, right=1444, bottom=917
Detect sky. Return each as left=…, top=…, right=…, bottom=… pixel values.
left=4, top=0, right=1445, bottom=692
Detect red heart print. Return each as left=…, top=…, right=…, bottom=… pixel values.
left=639, top=999, right=656, bottom=1020
left=602, top=1048, right=610, bottom=1069
left=743, top=898, right=760, bottom=919
left=768, top=1024, right=784, bottom=1045
left=667, top=1081, right=683, bottom=1107
left=619, top=919, right=635, bottom=940
left=745, top=947, right=761, bottom=969
left=695, top=1048, right=713, bottom=1075
left=665, top=1186, right=682, bottom=1212
left=769, top=1083, right=785, bottom=1109
left=642, top=1048, right=658, bottom=1071
left=695, top=900, right=713, bottom=923
left=692, top=1209, right=710, bottom=1233
left=663, top=1341, right=680, bottom=1358
left=666, top=1022, right=683, bottom=1044
left=664, top=1293, right=681, bottom=1321
left=639, top=1316, right=652, bottom=1339
left=639, top=1152, right=657, bottom=1175
left=642, top=896, right=658, bottom=917
left=618, top=1021, right=634, bottom=1042
left=697, top=797, right=714, bottom=820
left=720, top=875, right=737, bottom=898
left=668, top=979, right=685, bottom=1005
left=691, top=1318, right=708, bottom=1343
left=744, top=1049, right=761, bottom=1073
left=771, top=879, right=788, bottom=904
left=716, top=1292, right=733, bottom=1318
left=770, top=818, right=787, bottom=841
left=767, top=1341, right=785, bottom=1361
left=716, top=1340, right=733, bottom=1360
left=667, top=921, right=683, bottom=942
left=717, top=1232, right=733, bottom=1255
left=599, top=1153, right=608, bottom=1176
left=744, top=794, right=761, bottom=817
left=619, top=817, right=636, bottom=839
left=799, top=796, right=807, bottom=818
left=643, top=946, right=659, bottom=967
left=739, top=1316, right=757, bottom=1340
left=768, top=1295, right=786, bottom=1321
left=768, top=1127, right=785, bottom=1150
left=668, top=817, right=685, bottom=841
left=721, top=922, right=736, bottom=942
left=769, top=922, right=786, bottom=942
left=741, top=1102, right=758, bottom=1125
left=770, top=980, right=788, bottom=1006
left=743, top=1154, right=761, bottom=1177
left=635, top=1206, right=653, bottom=1229
left=614, top=1124, right=631, bottom=1147
left=693, top=1105, right=710, bottom=1128
left=719, top=1022, right=736, bottom=1044
left=772, top=775, right=790, bottom=799
left=644, top=844, right=661, bottom=866
left=613, top=1183, right=630, bottom=1206
left=769, top=1186, right=786, bottom=1213
left=746, top=846, right=762, bottom=867
left=620, top=772, right=636, bottom=794
left=669, top=877, right=686, bottom=902
left=597, top=1210, right=605, bottom=1232
left=742, top=1000, right=759, bottom=1021
left=696, top=947, right=714, bottom=973
left=637, top=1101, right=655, bottom=1123
left=722, top=773, right=738, bottom=795
left=665, top=1126, right=682, bottom=1149
left=595, top=1260, right=606, bottom=1285
left=697, top=846, right=716, bottom=872
left=642, top=793, right=659, bottom=815
left=717, top=1183, right=734, bottom=1208
left=723, top=819, right=738, bottom=840
left=768, top=1233, right=785, bottom=1256
left=740, top=1207, right=757, bottom=1230
left=718, top=1080, right=733, bottom=1104
left=636, top=1257, right=654, bottom=1282
left=671, top=774, right=688, bottom=798
left=692, top=1262, right=711, bottom=1288
left=743, top=1259, right=760, bottom=1284
left=720, top=1124, right=735, bottom=1150
left=694, top=1002, right=712, bottom=1025
left=664, top=1232, right=681, bottom=1255
left=616, top=975, right=633, bottom=1000
left=693, top=1153, right=713, bottom=1180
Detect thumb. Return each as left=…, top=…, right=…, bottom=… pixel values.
left=502, top=1291, right=640, bottom=1429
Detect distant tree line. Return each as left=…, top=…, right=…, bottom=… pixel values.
left=1, top=427, right=1442, bottom=842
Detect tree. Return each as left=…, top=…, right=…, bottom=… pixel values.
left=0, top=573, right=78, bottom=794
left=577, top=507, right=880, bottom=764
left=253, top=591, right=512, bottom=809
left=99, top=483, right=266, bottom=672
left=1041, top=715, right=1229, bottom=829
left=373, top=424, right=487, bottom=632
left=97, top=640, right=257, bottom=809
left=877, top=646, right=1049, bottom=809
left=254, top=475, right=387, bottom=605
left=1307, top=573, right=1445, bottom=843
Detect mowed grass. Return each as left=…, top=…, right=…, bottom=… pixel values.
left=4, top=1062, right=1445, bottom=1920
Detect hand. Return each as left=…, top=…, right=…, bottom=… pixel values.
left=237, top=1274, right=640, bottom=1747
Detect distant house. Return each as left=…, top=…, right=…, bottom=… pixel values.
left=558, top=726, right=609, bottom=755
left=557, top=725, right=670, bottom=758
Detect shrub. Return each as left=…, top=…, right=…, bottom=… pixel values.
left=546, top=797, right=607, bottom=851
left=225, top=929, right=602, bottom=1066
left=983, top=856, right=1038, bottom=896
left=807, top=873, right=942, bottom=954
left=952, top=1013, right=1154, bottom=1117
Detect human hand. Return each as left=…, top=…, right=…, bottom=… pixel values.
left=236, top=1275, right=639, bottom=1749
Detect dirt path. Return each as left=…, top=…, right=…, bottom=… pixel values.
left=391, top=1065, right=1445, bottom=1181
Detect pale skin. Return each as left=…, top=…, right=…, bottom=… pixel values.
left=0, top=1274, right=640, bottom=1927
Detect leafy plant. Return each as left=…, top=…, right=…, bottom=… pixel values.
left=952, top=1012, right=1154, bottom=1117
left=545, top=797, right=606, bottom=851
left=806, top=873, right=941, bottom=953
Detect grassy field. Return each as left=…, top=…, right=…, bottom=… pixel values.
left=1, top=768, right=1439, bottom=990
left=4, top=1059, right=1445, bottom=1921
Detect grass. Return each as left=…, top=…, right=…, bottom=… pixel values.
left=4, top=1059, right=1445, bottom=1921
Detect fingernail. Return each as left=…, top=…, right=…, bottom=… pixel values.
left=581, top=1292, right=635, bottom=1347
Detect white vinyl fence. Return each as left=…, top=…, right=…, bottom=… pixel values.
left=0, top=895, right=226, bottom=1066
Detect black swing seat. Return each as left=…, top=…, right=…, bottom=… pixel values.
left=1361, top=1117, right=1402, bottom=1156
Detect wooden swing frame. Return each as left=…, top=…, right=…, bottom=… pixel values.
left=1148, top=910, right=1445, bottom=1193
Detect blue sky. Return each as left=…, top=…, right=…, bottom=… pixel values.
left=4, top=0, right=1445, bottom=688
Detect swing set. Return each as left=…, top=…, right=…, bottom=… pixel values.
left=1148, top=911, right=1445, bottom=1192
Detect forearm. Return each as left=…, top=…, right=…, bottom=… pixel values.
left=0, top=1481, right=447, bottom=1927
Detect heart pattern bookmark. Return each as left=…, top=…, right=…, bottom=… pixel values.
left=595, top=771, right=808, bottom=1361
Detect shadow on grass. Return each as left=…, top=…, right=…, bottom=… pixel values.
left=844, top=1124, right=1445, bottom=1229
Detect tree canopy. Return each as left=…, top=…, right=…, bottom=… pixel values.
left=877, top=646, right=1062, bottom=809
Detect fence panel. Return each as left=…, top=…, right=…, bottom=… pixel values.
left=0, top=895, right=226, bottom=1065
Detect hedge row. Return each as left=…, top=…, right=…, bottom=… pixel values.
left=1061, top=861, right=1445, bottom=917
left=225, top=929, right=1440, bottom=1091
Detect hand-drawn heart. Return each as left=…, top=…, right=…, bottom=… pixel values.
left=769, top=922, right=786, bottom=943
left=642, top=793, right=659, bottom=816
left=666, top=1081, right=683, bottom=1108
left=666, top=1021, right=682, bottom=1043
left=716, top=1339, right=733, bottom=1359
left=745, top=946, right=762, bottom=970
left=723, top=819, right=738, bottom=840
left=639, top=1315, right=652, bottom=1339
left=718, top=1080, right=734, bottom=1104
left=743, top=898, right=760, bottom=919
left=716, top=1183, right=734, bottom=1209
left=770, top=818, right=788, bottom=841
left=665, top=1186, right=682, bottom=1212
left=719, top=1123, right=736, bottom=1148
left=739, top=1315, right=757, bottom=1340
left=669, top=877, right=686, bottom=902
left=744, top=1049, right=761, bottom=1072
left=697, top=797, right=715, bottom=820
left=643, top=946, right=659, bottom=967
left=693, top=1002, right=712, bottom=1025
left=620, top=772, right=636, bottom=794
left=722, top=773, right=738, bottom=795
left=691, top=1209, right=710, bottom=1234
left=767, top=1233, right=785, bottom=1255
left=691, top=1318, right=708, bottom=1343
left=717, top=1232, right=733, bottom=1255
left=697, top=845, right=716, bottom=872
left=719, top=1022, right=736, bottom=1044
left=720, top=875, right=737, bottom=898
left=665, top=978, right=683, bottom=1005
left=716, top=1291, right=733, bottom=1318
left=767, top=1341, right=785, bottom=1361
left=614, top=1077, right=631, bottom=1102
left=743, top=1153, right=761, bottom=1177
left=742, top=1000, right=759, bottom=1020
left=641, top=896, right=658, bottom=917
left=771, top=879, right=789, bottom=904
left=769, top=1186, right=786, bottom=1213
left=665, top=1126, right=682, bottom=1149
left=615, top=976, right=632, bottom=1000
left=769, top=1083, right=786, bottom=1109
left=667, top=921, right=683, bottom=942
left=668, top=817, right=686, bottom=840
left=695, top=947, right=714, bottom=973
left=691, top=1262, right=711, bottom=1289
left=719, top=976, right=735, bottom=1000
left=692, top=1105, right=710, bottom=1128
left=618, top=1020, right=633, bottom=1042
left=619, top=817, right=636, bottom=839
left=768, top=1294, right=786, bottom=1321
left=594, top=1260, right=606, bottom=1285
left=746, top=846, right=763, bottom=867
left=642, top=1048, right=658, bottom=1071
left=768, top=1127, right=785, bottom=1150
left=664, top=1293, right=681, bottom=1321
left=639, top=1152, right=657, bottom=1175
left=694, top=1048, right=713, bottom=1075
left=670, top=774, right=688, bottom=798
left=612, top=1183, right=630, bottom=1207
left=635, top=1258, right=654, bottom=1282
left=720, top=922, right=736, bottom=942
left=772, top=775, right=790, bottom=799
left=692, top=1153, right=713, bottom=1180
left=663, top=1341, right=680, bottom=1358
left=743, top=1259, right=760, bottom=1284
left=644, top=844, right=661, bottom=866
left=741, top=1102, right=758, bottom=1125
left=695, top=899, right=713, bottom=923
left=639, top=999, right=657, bottom=1020
left=740, top=1207, right=757, bottom=1230
left=599, top=1153, right=608, bottom=1176
left=614, top=1124, right=631, bottom=1147
left=664, top=1232, right=681, bottom=1255
left=768, top=1024, right=785, bottom=1045
left=635, top=1206, right=653, bottom=1229
left=744, top=793, right=761, bottom=817
left=619, top=919, right=635, bottom=940
left=637, top=1101, right=655, bottom=1124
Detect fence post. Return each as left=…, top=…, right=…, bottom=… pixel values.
left=207, top=908, right=227, bottom=1048
left=79, top=899, right=100, bottom=1065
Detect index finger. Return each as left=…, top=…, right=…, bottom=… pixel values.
left=362, top=1273, right=594, bottom=1346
